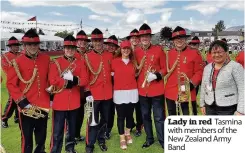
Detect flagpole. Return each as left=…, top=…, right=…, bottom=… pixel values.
left=36, top=16, right=37, bottom=32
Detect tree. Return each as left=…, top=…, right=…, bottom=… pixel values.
left=160, top=26, right=172, bottom=41
left=54, top=30, right=74, bottom=38
left=212, top=20, right=226, bottom=40
left=12, top=29, right=25, bottom=33
left=38, top=29, right=45, bottom=35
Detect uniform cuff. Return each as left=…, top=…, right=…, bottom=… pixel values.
left=73, top=76, right=79, bottom=86
left=65, top=80, right=73, bottom=89
left=18, top=98, right=30, bottom=109
left=154, top=72, right=162, bottom=81
left=85, top=91, right=92, bottom=98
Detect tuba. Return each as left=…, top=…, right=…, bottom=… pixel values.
left=46, top=62, right=76, bottom=94
left=22, top=105, right=49, bottom=119
left=175, top=72, right=193, bottom=115
left=84, top=97, right=98, bottom=126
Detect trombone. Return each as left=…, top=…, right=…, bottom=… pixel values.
left=175, top=72, right=193, bottom=115
left=84, top=97, right=98, bottom=126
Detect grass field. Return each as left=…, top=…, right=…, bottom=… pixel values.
left=0, top=53, right=237, bottom=153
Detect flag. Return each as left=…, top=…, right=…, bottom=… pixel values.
left=28, top=16, right=36, bottom=21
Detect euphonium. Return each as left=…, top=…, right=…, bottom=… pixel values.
left=84, top=97, right=98, bottom=126
left=22, top=105, right=49, bottom=119
left=175, top=72, right=193, bottom=115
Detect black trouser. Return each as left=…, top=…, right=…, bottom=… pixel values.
left=132, top=102, right=143, bottom=130
left=115, top=103, right=134, bottom=135
left=75, top=99, right=85, bottom=138
left=206, top=103, right=237, bottom=115
left=195, top=85, right=200, bottom=96
left=166, top=98, right=198, bottom=115
left=2, top=97, right=19, bottom=122
left=106, top=101, right=115, bottom=134
left=19, top=110, right=48, bottom=153
left=139, top=95, right=165, bottom=146
left=50, top=109, right=78, bottom=153
left=86, top=99, right=112, bottom=149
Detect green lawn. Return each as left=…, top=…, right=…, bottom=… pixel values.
left=1, top=69, right=164, bottom=153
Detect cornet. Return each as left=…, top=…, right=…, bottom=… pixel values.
left=141, top=66, right=156, bottom=88
left=84, top=97, right=98, bottom=126
left=175, top=72, right=193, bottom=115
left=46, top=62, right=76, bottom=94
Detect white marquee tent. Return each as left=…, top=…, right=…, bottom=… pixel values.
left=1, top=31, right=63, bottom=51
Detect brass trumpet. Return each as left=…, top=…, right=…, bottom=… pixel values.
left=84, top=97, right=98, bottom=126
left=22, top=105, right=49, bottom=119
left=175, top=72, right=193, bottom=115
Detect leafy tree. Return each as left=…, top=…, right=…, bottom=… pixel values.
left=54, top=30, right=74, bottom=38
left=212, top=20, right=226, bottom=40
left=160, top=26, right=172, bottom=41
left=12, top=29, right=25, bottom=33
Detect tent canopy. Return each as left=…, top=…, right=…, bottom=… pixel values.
left=1, top=32, right=63, bottom=42
left=227, top=39, right=239, bottom=44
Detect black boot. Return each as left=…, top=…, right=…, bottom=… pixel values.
left=85, top=146, right=94, bottom=153
left=99, top=143, right=108, bottom=152
left=2, top=121, right=8, bottom=128
left=142, top=141, right=154, bottom=148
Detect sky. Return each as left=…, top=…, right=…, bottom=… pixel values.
left=0, top=0, right=244, bottom=38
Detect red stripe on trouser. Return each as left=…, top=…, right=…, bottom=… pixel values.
left=50, top=111, right=54, bottom=152
left=64, top=120, right=67, bottom=133
left=18, top=111, right=25, bottom=153
left=86, top=120, right=89, bottom=145
left=2, top=98, right=13, bottom=120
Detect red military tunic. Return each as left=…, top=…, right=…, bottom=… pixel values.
left=1, top=51, right=21, bottom=74
left=74, top=48, right=86, bottom=60
left=7, top=53, right=51, bottom=109
left=111, top=57, right=137, bottom=90
left=134, top=45, right=167, bottom=97
left=85, top=50, right=113, bottom=100
left=49, top=56, right=88, bottom=110
left=206, top=52, right=213, bottom=64
left=165, top=47, right=204, bottom=101
left=236, top=51, right=244, bottom=68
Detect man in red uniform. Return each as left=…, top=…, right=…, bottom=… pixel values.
left=84, top=28, right=113, bottom=153
left=236, top=50, right=244, bottom=68
left=104, top=35, right=119, bottom=58
left=126, top=29, right=143, bottom=137
left=165, top=26, right=204, bottom=116
left=7, top=29, right=50, bottom=153
left=1, top=36, right=21, bottom=128
left=74, top=29, right=90, bottom=143
left=49, top=35, right=88, bottom=153
left=134, top=23, right=167, bottom=149
left=75, top=29, right=90, bottom=60
left=189, top=36, right=200, bottom=50
left=103, top=34, right=119, bottom=139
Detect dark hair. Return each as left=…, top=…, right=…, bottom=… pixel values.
left=209, top=40, right=228, bottom=53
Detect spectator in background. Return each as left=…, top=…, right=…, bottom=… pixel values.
left=200, top=40, right=244, bottom=115
left=236, top=50, right=244, bottom=68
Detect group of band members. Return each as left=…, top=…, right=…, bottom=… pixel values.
left=1, top=22, right=244, bottom=153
